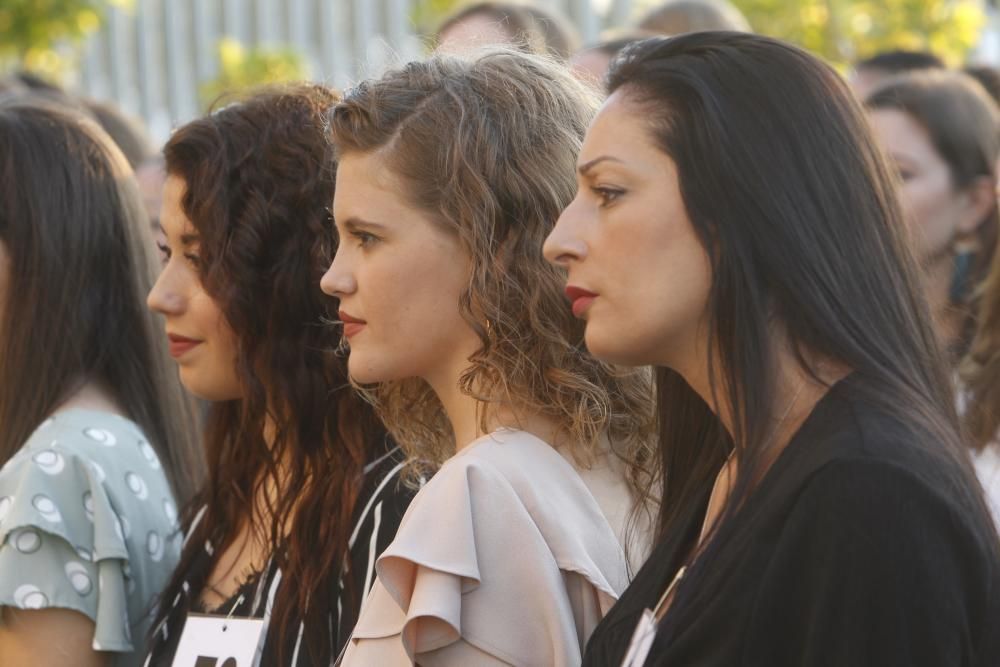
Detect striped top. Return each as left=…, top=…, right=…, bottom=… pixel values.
left=143, top=442, right=413, bottom=666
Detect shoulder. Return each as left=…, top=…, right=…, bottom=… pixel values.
left=435, top=428, right=580, bottom=490
left=3, top=409, right=163, bottom=480
left=785, top=379, right=977, bottom=503
left=744, top=457, right=1000, bottom=664
left=0, top=411, right=173, bottom=653
left=770, top=455, right=998, bottom=592
left=377, top=428, right=628, bottom=596
left=0, top=408, right=179, bottom=569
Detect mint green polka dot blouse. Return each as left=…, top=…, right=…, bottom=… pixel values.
left=0, top=409, right=182, bottom=665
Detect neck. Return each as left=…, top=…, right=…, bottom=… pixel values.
left=432, top=375, right=487, bottom=453
left=56, top=380, right=126, bottom=417
left=677, top=335, right=846, bottom=460
left=923, top=255, right=962, bottom=352
left=427, top=365, right=563, bottom=455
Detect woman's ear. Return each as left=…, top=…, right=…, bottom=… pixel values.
left=956, top=174, right=998, bottom=238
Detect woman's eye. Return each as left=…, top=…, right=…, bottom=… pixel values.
left=155, top=241, right=171, bottom=264
left=184, top=253, right=202, bottom=268
left=353, top=231, right=379, bottom=248
left=592, top=186, right=624, bottom=207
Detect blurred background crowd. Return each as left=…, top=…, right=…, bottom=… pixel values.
left=3, top=0, right=999, bottom=142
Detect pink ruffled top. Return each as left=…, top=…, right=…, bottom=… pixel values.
left=340, top=428, right=639, bottom=666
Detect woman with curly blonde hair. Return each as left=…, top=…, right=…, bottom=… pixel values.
left=321, top=49, right=655, bottom=665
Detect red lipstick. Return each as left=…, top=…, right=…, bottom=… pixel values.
left=166, top=333, right=202, bottom=358
left=338, top=310, right=367, bottom=338
left=564, top=286, right=598, bottom=318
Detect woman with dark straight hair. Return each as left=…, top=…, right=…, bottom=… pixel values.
left=545, top=32, right=1000, bottom=666
left=143, top=84, right=413, bottom=667
left=0, top=103, right=201, bottom=665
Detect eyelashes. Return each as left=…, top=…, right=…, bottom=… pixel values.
left=592, top=186, right=625, bottom=207
left=155, top=241, right=202, bottom=269
left=352, top=230, right=380, bottom=248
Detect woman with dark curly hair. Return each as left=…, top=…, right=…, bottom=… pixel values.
left=143, top=84, right=413, bottom=667
left=323, top=49, right=656, bottom=666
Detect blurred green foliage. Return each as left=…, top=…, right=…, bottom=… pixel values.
left=199, top=38, right=308, bottom=109
left=732, top=0, right=985, bottom=67
left=0, top=0, right=130, bottom=79
left=411, top=0, right=465, bottom=33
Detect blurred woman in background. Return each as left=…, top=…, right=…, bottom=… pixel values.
left=435, top=1, right=579, bottom=58
left=866, top=70, right=998, bottom=360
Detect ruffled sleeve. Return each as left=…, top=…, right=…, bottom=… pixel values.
left=343, top=431, right=629, bottom=667
left=0, top=440, right=136, bottom=651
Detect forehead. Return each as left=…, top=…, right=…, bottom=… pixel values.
left=868, top=108, right=938, bottom=158
left=333, top=152, right=410, bottom=213
left=159, top=174, right=196, bottom=237
left=437, top=14, right=513, bottom=54
left=579, top=90, right=672, bottom=168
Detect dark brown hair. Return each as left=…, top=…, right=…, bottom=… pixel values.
left=329, top=51, right=655, bottom=502
left=964, top=64, right=1000, bottom=104
left=149, top=84, right=385, bottom=665
left=0, top=102, right=202, bottom=502
left=866, top=70, right=1000, bottom=360
left=606, top=32, right=995, bottom=605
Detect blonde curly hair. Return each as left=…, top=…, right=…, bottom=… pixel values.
left=328, top=50, right=656, bottom=494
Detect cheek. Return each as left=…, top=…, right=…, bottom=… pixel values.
left=901, top=177, right=960, bottom=257
left=347, top=246, right=475, bottom=383
left=181, top=294, right=243, bottom=400
left=583, top=207, right=712, bottom=366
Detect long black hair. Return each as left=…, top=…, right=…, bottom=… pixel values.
left=0, top=102, right=202, bottom=503
left=606, top=30, right=996, bottom=592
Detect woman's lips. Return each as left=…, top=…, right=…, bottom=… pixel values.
left=338, top=310, right=367, bottom=338
left=564, top=286, right=598, bottom=318
left=166, top=333, right=202, bottom=358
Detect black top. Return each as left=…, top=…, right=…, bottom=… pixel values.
left=584, top=375, right=1000, bottom=667
left=144, top=443, right=415, bottom=667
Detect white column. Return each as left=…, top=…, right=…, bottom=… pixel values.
left=193, top=0, right=220, bottom=83
left=320, top=0, right=353, bottom=86
left=164, top=0, right=198, bottom=123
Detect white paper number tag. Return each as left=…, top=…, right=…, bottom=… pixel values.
left=620, top=609, right=658, bottom=667
left=171, top=613, right=266, bottom=667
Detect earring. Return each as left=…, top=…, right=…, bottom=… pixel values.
left=949, top=248, right=976, bottom=304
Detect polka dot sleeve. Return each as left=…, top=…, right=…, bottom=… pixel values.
left=0, top=421, right=150, bottom=654
left=0, top=526, right=134, bottom=651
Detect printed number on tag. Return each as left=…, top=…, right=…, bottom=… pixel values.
left=171, top=614, right=266, bottom=667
